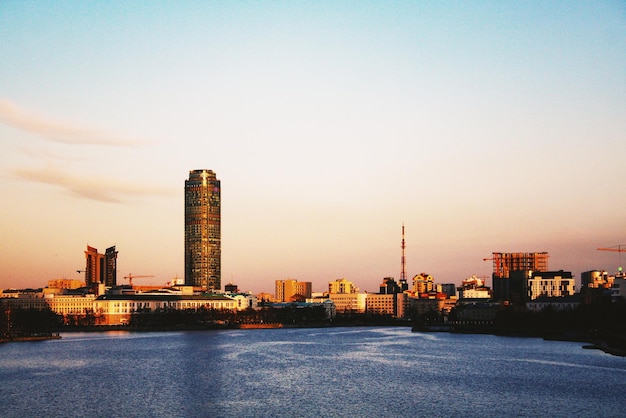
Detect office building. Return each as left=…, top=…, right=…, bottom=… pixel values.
left=84, top=245, right=117, bottom=288
left=328, top=278, right=359, bottom=294
left=275, top=279, right=312, bottom=302
left=326, top=293, right=367, bottom=313
left=185, top=169, right=221, bottom=291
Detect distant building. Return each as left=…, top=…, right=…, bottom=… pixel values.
left=457, top=276, right=491, bottom=302
left=452, top=303, right=498, bottom=324
left=224, top=283, right=238, bottom=293
left=227, top=293, right=258, bottom=310
left=411, top=297, right=457, bottom=318
left=0, top=287, right=244, bottom=326
left=526, top=295, right=581, bottom=312
left=184, top=169, right=221, bottom=291
left=527, top=270, right=575, bottom=300
left=327, top=293, right=367, bottom=313
left=256, top=292, right=275, bottom=303
left=490, top=252, right=549, bottom=304
left=440, top=283, right=457, bottom=298
left=366, top=293, right=396, bottom=316
left=328, top=278, right=359, bottom=294
left=412, top=273, right=435, bottom=295
left=275, top=279, right=312, bottom=302
left=0, top=290, right=97, bottom=323
left=94, top=293, right=237, bottom=325
left=581, top=270, right=613, bottom=291
left=272, top=300, right=336, bottom=320
left=84, top=245, right=117, bottom=288
left=47, top=278, right=83, bottom=290
left=611, top=277, right=626, bottom=300
left=379, top=277, right=402, bottom=295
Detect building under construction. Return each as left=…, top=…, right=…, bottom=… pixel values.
left=489, top=252, right=549, bottom=304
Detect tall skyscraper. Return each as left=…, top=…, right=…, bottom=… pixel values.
left=185, top=169, right=221, bottom=291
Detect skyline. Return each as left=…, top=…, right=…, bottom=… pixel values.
left=1, top=1, right=625, bottom=293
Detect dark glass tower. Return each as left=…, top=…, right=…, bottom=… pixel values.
left=185, top=169, right=221, bottom=290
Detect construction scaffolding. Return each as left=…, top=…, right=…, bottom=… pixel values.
left=488, top=252, right=549, bottom=278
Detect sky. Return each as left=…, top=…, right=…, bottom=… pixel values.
left=1, top=1, right=625, bottom=294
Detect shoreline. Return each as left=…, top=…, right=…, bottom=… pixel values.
left=430, top=325, right=626, bottom=357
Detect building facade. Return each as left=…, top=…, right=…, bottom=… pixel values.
left=0, top=287, right=246, bottom=326
left=365, top=293, right=396, bottom=316
left=326, top=293, right=367, bottom=313
left=581, top=270, right=614, bottom=291
left=275, top=279, right=312, bottom=302
left=413, top=273, right=435, bottom=295
left=185, top=169, right=221, bottom=291
left=84, top=245, right=117, bottom=288
left=527, top=270, right=575, bottom=300
left=328, top=278, right=359, bottom=294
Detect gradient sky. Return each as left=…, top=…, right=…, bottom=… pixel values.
left=1, top=1, right=625, bottom=293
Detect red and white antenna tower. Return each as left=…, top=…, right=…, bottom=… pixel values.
left=401, top=223, right=407, bottom=282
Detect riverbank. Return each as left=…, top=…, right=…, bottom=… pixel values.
left=0, top=333, right=61, bottom=343
left=415, top=324, right=626, bottom=357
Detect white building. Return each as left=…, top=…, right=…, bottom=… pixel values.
left=527, top=271, right=575, bottom=300
left=457, top=287, right=491, bottom=300
left=326, top=293, right=367, bottom=313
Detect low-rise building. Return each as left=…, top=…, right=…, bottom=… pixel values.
left=327, top=292, right=367, bottom=313
left=526, top=295, right=582, bottom=312
left=0, top=287, right=242, bottom=326
left=366, top=293, right=395, bottom=316
left=410, top=297, right=456, bottom=317
left=275, top=279, right=312, bottom=302
left=227, top=293, right=258, bottom=310
left=452, top=303, right=499, bottom=324
left=94, top=293, right=238, bottom=325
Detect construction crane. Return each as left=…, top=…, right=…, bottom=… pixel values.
left=597, top=245, right=626, bottom=253
left=483, top=256, right=501, bottom=278
left=123, top=274, right=155, bottom=286
left=597, top=245, right=626, bottom=274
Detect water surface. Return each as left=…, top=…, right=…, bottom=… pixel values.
left=1, top=327, right=624, bottom=417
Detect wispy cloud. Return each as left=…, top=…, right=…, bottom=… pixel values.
left=12, top=165, right=175, bottom=203
left=0, top=99, right=147, bottom=146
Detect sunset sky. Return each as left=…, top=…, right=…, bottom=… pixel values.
left=1, top=1, right=625, bottom=293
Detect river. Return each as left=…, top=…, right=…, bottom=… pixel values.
left=1, top=327, right=624, bottom=417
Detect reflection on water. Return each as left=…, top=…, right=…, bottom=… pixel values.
left=1, top=327, right=625, bottom=417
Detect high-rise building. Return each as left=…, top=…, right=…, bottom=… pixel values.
left=185, top=169, right=221, bottom=291
left=104, top=246, right=118, bottom=287
left=84, top=245, right=117, bottom=288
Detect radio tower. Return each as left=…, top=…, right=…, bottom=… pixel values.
left=400, top=223, right=408, bottom=291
